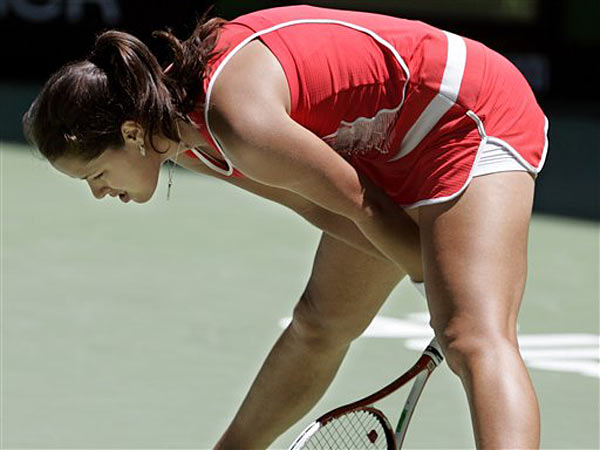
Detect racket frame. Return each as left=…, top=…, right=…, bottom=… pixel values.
left=288, top=338, right=444, bottom=450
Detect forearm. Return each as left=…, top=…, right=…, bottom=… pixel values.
left=215, top=323, right=350, bottom=449
left=302, top=206, right=391, bottom=262
left=351, top=177, right=423, bottom=280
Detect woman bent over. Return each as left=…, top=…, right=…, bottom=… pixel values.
left=24, top=5, right=548, bottom=448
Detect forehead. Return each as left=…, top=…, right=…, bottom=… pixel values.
left=52, top=153, right=104, bottom=180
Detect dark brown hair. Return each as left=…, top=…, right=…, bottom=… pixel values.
left=23, top=8, right=226, bottom=163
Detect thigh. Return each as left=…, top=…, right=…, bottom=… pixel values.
left=294, top=231, right=405, bottom=342
left=418, top=172, right=535, bottom=345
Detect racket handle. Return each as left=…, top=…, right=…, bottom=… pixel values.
left=424, top=337, right=444, bottom=366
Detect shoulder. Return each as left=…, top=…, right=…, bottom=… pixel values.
left=210, top=39, right=291, bottom=121
left=207, top=39, right=293, bottom=167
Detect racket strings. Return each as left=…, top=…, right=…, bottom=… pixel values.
left=297, top=409, right=392, bottom=449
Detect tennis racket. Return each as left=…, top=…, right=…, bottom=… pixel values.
left=288, top=337, right=443, bottom=450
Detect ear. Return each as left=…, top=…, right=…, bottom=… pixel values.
left=120, top=121, right=145, bottom=145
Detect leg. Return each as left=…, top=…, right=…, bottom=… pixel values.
left=216, top=232, right=405, bottom=449
left=419, top=172, right=540, bottom=449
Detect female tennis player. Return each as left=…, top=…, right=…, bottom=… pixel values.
left=24, top=5, right=547, bottom=449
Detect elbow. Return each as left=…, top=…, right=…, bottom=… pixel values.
left=345, top=174, right=389, bottom=225
left=348, top=197, right=383, bottom=227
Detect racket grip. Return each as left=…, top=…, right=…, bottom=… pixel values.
left=425, top=337, right=444, bottom=366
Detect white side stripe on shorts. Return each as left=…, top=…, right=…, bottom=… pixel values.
left=389, top=31, right=467, bottom=162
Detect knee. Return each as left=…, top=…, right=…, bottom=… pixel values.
left=289, top=289, right=365, bottom=348
left=432, top=317, right=519, bottom=379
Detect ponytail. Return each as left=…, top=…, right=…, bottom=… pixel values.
left=153, top=7, right=226, bottom=116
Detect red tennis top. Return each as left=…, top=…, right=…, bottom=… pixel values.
left=185, top=5, right=548, bottom=208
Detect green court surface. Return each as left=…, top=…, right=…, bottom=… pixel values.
left=2, top=143, right=599, bottom=449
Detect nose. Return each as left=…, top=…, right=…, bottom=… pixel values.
left=90, top=184, right=111, bottom=200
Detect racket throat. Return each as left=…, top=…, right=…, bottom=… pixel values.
left=394, top=370, right=430, bottom=448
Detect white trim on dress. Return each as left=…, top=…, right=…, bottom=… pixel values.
left=197, top=18, right=550, bottom=211
left=186, top=147, right=230, bottom=175
left=403, top=111, right=550, bottom=209
left=202, top=18, right=412, bottom=176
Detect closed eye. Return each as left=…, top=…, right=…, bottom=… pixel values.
left=93, top=172, right=103, bottom=180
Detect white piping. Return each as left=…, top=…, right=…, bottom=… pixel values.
left=404, top=110, right=549, bottom=209
left=478, top=114, right=549, bottom=174
left=389, top=31, right=467, bottom=162
left=199, top=18, right=551, bottom=211
left=203, top=18, right=412, bottom=176
left=403, top=110, right=486, bottom=209
left=187, top=147, right=231, bottom=176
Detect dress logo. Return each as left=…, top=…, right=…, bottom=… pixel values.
left=322, top=105, right=402, bottom=157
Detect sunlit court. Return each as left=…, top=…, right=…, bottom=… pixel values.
left=1, top=1, right=599, bottom=449
left=2, top=142, right=598, bottom=448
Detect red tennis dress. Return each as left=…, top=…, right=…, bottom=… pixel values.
left=185, top=5, right=548, bottom=208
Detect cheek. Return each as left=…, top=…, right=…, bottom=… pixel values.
left=118, top=152, right=162, bottom=201
left=137, top=160, right=162, bottom=196
left=125, top=156, right=154, bottom=184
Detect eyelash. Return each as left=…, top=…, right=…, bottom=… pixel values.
left=94, top=172, right=103, bottom=180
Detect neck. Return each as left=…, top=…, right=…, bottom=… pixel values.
left=177, top=119, right=208, bottom=148
left=170, top=120, right=208, bottom=162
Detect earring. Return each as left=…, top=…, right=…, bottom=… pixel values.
left=139, top=143, right=146, bottom=156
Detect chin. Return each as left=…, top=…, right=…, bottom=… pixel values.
left=136, top=187, right=157, bottom=203
left=135, top=194, right=152, bottom=204
left=133, top=178, right=160, bottom=204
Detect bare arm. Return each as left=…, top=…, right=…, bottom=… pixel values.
left=207, top=100, right=423, bottom=280
left=198, top=40, right=423, bottom=447
left=175, top=38, right=420, bottom=274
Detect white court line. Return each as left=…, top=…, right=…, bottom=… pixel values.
left=278, top=314, right=600, bottom=378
